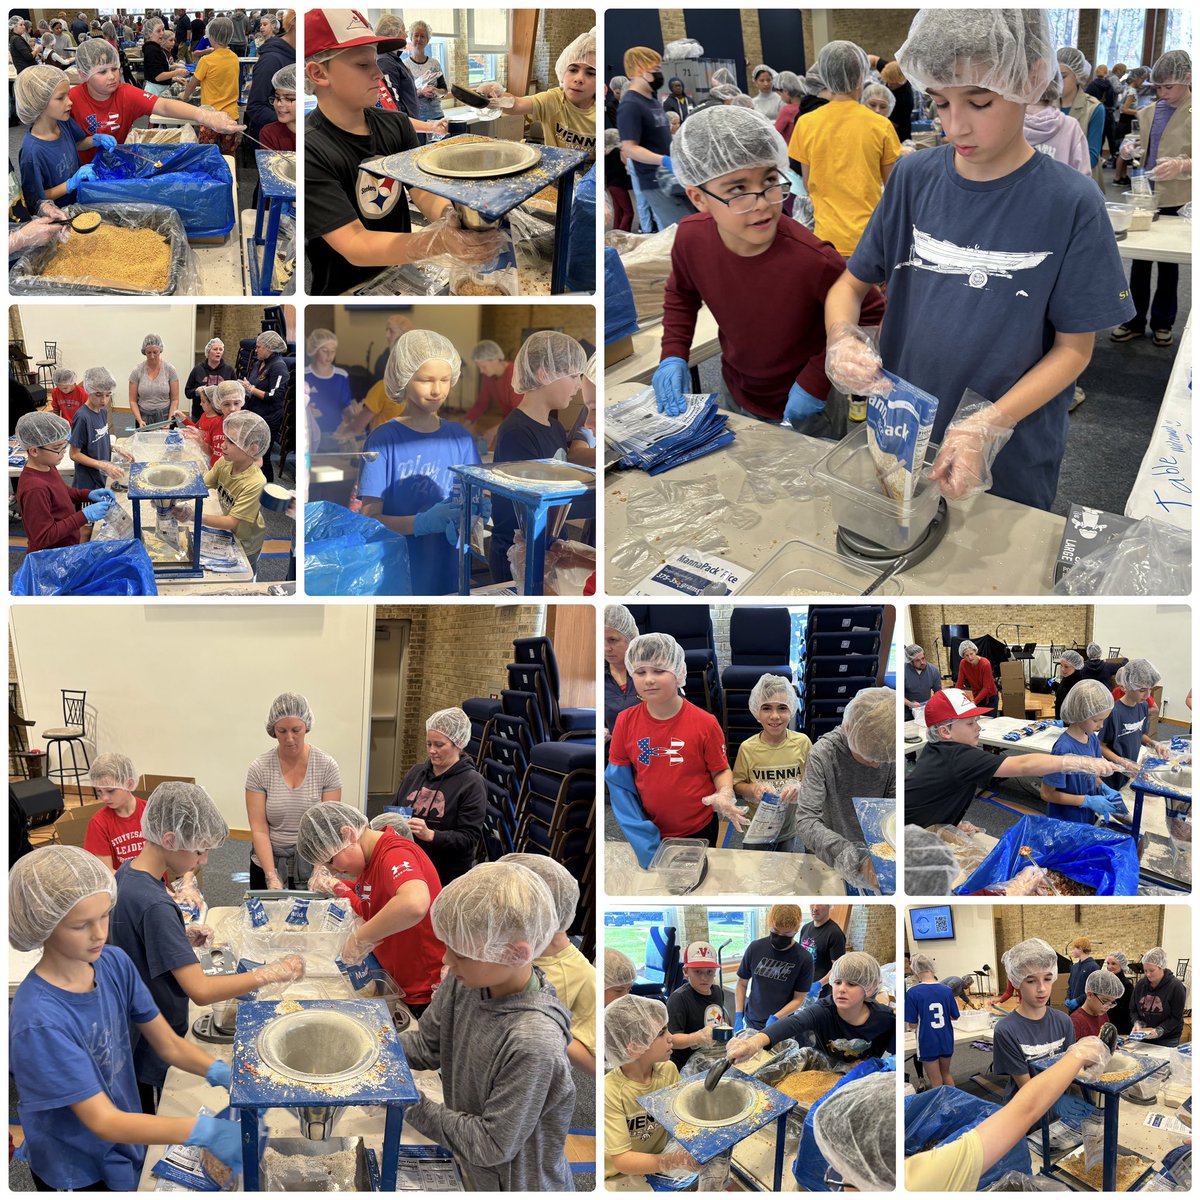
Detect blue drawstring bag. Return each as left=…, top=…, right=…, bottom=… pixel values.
left=564, top=165, right=596, bottom=293
left=79, top=144, right=236, bottom=239
left=304, top=501, right=412, bottom=596
left=13, top=540, right=158, bottom=595
left=954, top=814, right=1140, bottom=896
left=605, top=247, right=639, bottom=343
left=905, top=1086, right=1031, bottom=1188
left=794, top=1057, right=890, bottom=1191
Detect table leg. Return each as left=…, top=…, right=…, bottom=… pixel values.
left=260, top=198, right=283, bottom=295
left=458, top=482, right=475, bottom=595
left=1130, top=787, right=1145, bottom=842
left=551, top=178, right=575, bottom=294
left=772, top=1111, right=787, bottom=1190
left=1040, top=1112, right=1052, bottom=1175
left=240, top=1110, right=260, bottom=1191
left=381, top=1104, right=404, bottom=1191
left=193, top=507, right=204, bottom=577
left=524, top=504, right=549, bottom=596
left=1102, top=1094, right=1119, bottom=1193
left=253, top=188, right=267, bottom=243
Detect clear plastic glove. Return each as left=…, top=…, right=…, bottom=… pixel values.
left=1147, top=157, right=1190, bottom=182
left=67, top=163, right=96, bottom=191
left=307, top=865, right=347, bottom=895
left=422, top=119, right=450, bottom=136
left=83, top=500, right=111, bottom=522
left=205, top=1060, right=232, bottom=1090
left=413, top=499, right=461, bottom=539
left=408, top=206, right=506, bottom=267
left=9, top=218, right=68, bottom=254
left=1082, top=792, right=1118, bottom=820
left=928, top=399, right=1016, bottom=502
left=657, top=1147, right=702, bottom=1175
left=726, top=1032, right=768, bottom=1063
left=825, top=321, right=889, bottom=396
left=36, top=199, right=69, bottom=222
left=702, top=789, right=749, bottom=832
left=186, top=924, right=215, bottom=949
left=778, top=782, right=801, bottom=804
left=1061, top=755, right=1118, bottom=778
left=1119, top=135, right=1139, bottom=161
left=959, top=820, right=983, bottom=834
left=1070, top=1035, right=1113, bottom=1077
left=99, top=460, right=126, bottom=480
left=264, top=870, right=284, bottom=891
left=485, top=94, right=516, bottom=109
left=476, top=81, right=506, bottom=98
left=186, top=1115, right=242, bottom=1173
left=199, top=109, right=244, bottom=135
left=651, top=357, right=689, bottom=416
left=1149, top=741, right=1171, bottom=758
left=340, top=927, right=376, bottom=966
left=258, top=954, right=305, bottom=984
left=834, top=845, right=880, bottom=891
left=783, top=382, right=825, bottom=426
left=92, top=133, right=118, bottom=152
left=88, top=488, right=116, bottom=503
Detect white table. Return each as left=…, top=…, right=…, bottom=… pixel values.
left=903, top=1015, right=996, bottom=1056
left=606, top=307, right=721, bottom=389
left=977, top=717, right=1063, bottom=754
left=1115, top=215, right=1192, bottom=265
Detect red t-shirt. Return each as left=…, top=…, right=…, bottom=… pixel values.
left=466, top=361, right=521, bottom=424
left=347, top=828, right=444, bottom=1006
left=83, top=796, right=148, bottom=868
left=957, top=657, right=997, bottom=702
left=1070, top=1006, right=1106, bottom=1040
left=69, top=83, right=158, bottom=162
left=259, top=121, right=297, bottom=151
left=51, top=386, right=89, bottom=427
left=16, top=465, right=91, bottom=552
left=609, top=699, right=729, bottom=838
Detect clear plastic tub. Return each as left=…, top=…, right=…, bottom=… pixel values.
left=733, top=540, right=904, bottom=595
left=813, top=424, right=942, bottom=553
left=1106, top=202, right=1134, bottom=234
left=648, top=838, right=708, bottom=894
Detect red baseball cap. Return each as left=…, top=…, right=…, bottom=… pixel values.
left=683, top=941, right=719, bottom=969
left=925, top=689, right=991, bottom=724
left=305, top=9, right=405, bottom=57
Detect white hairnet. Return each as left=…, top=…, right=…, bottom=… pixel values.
left=812, top=1073, right=896, bottom=1191
left=1037, top=65, right=1065, bottom=106
left=604, top=127, right=620, bottom=152
left=749, top=674, right=797, bottom=718
left=1118, top=659, right=1160, bottom=691
left=609, top=74, right=628, bottom=94
left=81, top=366, right=115, bottom=394
left=142, top=16, right=165, bottom=38
left=15, top=411, right=71, bottom=448
left=555, top=27, right=595, bottom=85
left=1107, top=950, right=1129, bottom=969
left=1060, top=650, right=1085, bottom=669
left=1057, top=47, right=1092, bottom=85
left=213, top=380, right=246, bottom=408
left=605, top=994, right=668, bottom=1068
left=817, top=40, right=869, bottom=94
left=604, top=603, right=638, bottom=642
left=9, top=846, right=117, bottom=952
left=203, top=338, right=225, bottom=356
left=89, top=752, right=137, bottom=787
left=1142, top=947, right=1167, bottom=969
left=959, top=640, right=978, bottom=655
left=223, top=411, right=272, bottom=457
left=14, top=65, right=67, bottom=125
left=53, top=367, right=77, bottom=388
left=710, top=83, right=742, bottom=102
left=513, top=331, right=586, bottom=393
left=256, top=331, right=288, bottom=353
left=141, top=333, right=164, bottom=353
left=142, top=782, right=229, bottom=852
left=729, top=94, right=755, bottom=108
left=711, top=67, right=736, bottom=88
left=862, top=81, right=896, bottom=114
left=272, top=64, right=297, bottom=93
left=266, top=692, right=313, bottom=736
left=429, top=861, right=558, bottom=966
left=384, top=330, right=462, bottom=399
left=842, top=687, right=897, bottom=763
left=1085, top=969, right=1124, bottom=999
left=1002, top=936, right=1058, bottom=983
left=1086, top=643, right=1103, bottom=660
left=297, top=801, right=368, bottom=867
left=904, top=644, right=924, bottom=663
left=305, top=328, right=337, bottom=358
left=74, top=35, right=119, bottom=79
left=207, top=15, right=233, bottom=46
left=803, top=65, right=826, bottom=96
left=605, top=947, right=639, bottom=991
left=776, top=69, right=804, bottom=98
left=751, top=63, right=777, bottom=84
left=472, top=339, right=504, bottom=363
left=426, top=707, right=471, bottom=750
left=669, top=104, right=788, bottom=188
left=830, top=951, right=882, bottom=998
left=896, top=8, right=1058, bottom=105
left=625, top=632, right=687, bottom=690
left=584, top=352, right=597, bottom=385
left=370, top=811, right=412, bottom=840
left=1150, top=50, right=1190, bottom=85
left=499, top=853, right=579, bottom=933
left=904, top=826, right=959, bottom=894
left=910, top=952, right=937, bottom=976
left=1061, top=678, right=1114, bottom=725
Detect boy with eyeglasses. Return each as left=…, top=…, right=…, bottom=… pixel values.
left=1069, top=968, right=1125, bottom=1039
left=651, top=104, right=884, bottom=428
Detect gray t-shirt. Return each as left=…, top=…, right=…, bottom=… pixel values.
left=128, top=360, right=179, bottom=422
left=245, top=746, right=342, bottom=852
left=904, top=662, right=942, bottom=704
left=993, top=1007, right=1075, bottom=1079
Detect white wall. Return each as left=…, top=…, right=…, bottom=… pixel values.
left=18, top=304, right=197, bottom=413
left=905, top=904, right=996, bottom=982
left=1091, top=605, right=1191, bottom=724
left=1161, top=904, right=1192, bottom=1004
left=11, top=605, right=375, bottom=828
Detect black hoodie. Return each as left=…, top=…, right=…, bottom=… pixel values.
left=393, top=757, right=487, bottom=884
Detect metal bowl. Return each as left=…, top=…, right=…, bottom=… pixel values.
left=882, top=811, right=897, bottom=848
left=417, top=139, right=540, bottom=179
left=256, top=1010, right=380, bottom=1085
left=1147, top=765, right=1192, bottom=793
left=671, top=1079, right=757, bottom=1127
left=141, top=463, right=192, bottom=490
left=489, top=461, right=593, bottom=485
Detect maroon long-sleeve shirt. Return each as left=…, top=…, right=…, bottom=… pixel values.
left=957, top=656, right=998, bottom=702
left=660, top=212, right=887, bottom=419
left=16, top=465, right=90, bottom=553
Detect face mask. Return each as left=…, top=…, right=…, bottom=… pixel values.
left=396, top=38, right=406, bottom=49
left=769, top=933, right=793, bottom=951
left=647, top=70, right=664, bottom=92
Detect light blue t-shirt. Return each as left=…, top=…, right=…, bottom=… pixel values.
left=305, top=366, right=354, bottom=435
left=849, top=146, right=1135, bottom=510
left=358, top=417, right=480, bottom=595
left=19, top=118, right=86, bottom=212
left=1043, top=728, right=1105, bottom=824
left=69, top=404, right=112, bottom=490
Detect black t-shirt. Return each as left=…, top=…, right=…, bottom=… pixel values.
left=248, top=353, right=290, bottom=424
left=142, top=41, right=172, bottom=85
left=305, top=106, right=418, bottom=296
left=799, top=919, right=846, bottom=982
left=666, top=981, right=726, bottom=1070
left=905, top=738, right=1002, bottom=829
left=11, top=34, right=37, bottom=71
left=767, top=996, right=895, bottom=1064
left=190, top=17, right=206, bottom=41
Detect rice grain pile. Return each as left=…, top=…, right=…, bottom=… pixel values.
left=1059, top=1151, right=1147, bottom=1191
left=870, top=841, right=896, bottom=861
left=774, top=1070, right=842, bottom=1105
left=42, top=224, right=170, bottom=291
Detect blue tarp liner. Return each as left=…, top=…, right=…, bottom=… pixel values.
left=905, top=1086, right=1030, bottom=1188
left=794, top=1058, right=891, bottom=1191
left=954, top=813, right=1140, bottom=896
left=564, top=165, right=596, bottom=293
left=80, top=144, right=236, bottom=239
left=605, top=247, right=639, bottom=343
left=13, top=539, right=158, bottom=595
left=304, top=501, right=412, bottom=596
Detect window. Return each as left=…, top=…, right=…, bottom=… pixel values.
left=1164, top=9, right=1192, bottom=57
left=1045, top=8, right=1080, bottom=50
left=604, top=909, right=680, bottom=978
left=708, top=909, right=757, bottom=978
left=1097, top=8, right=1148, bottom=68
left=467, top=53, right=501, bottom=87
left=469, top=9, right=508, bottom=53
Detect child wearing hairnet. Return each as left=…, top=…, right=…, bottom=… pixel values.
left=47, top=367, right=88, bottom=427
left=68, top=367, right=131, bottom=490
left=9, top=846, right=245, bottom=1188
left=358, top=329, right=480, bottom=595
left=1041, top=678, right=1127, bottom=824
left=397, top=862, right=576, bottom=1190
left=1070, top=968, right=1126, bottom=1039
left=202, top=410, right=271, bottom=564
left=734, top=904, right=813, bottom=1032
left=489, top=331, right=596, bottom=584
left=824, top=8, right=1136, bottom=512
left=1100, top=659, right=1170, bottom=786
left=905, top=953, right=960, bottom=1087
left=109, top=784, right=305, bottom=1112
left=604, top=994, right=701, bottom=1182
left=605, top=947, right=638, bottom=1006
left=992, top=937, right=1076, bottom=1088
left=259, top=63, right=297, bottom=150
left=650, top=104, right=885, bottom=425
left=83, top=753, right=148, bottom=869
left=183, top=380, right=245, bottom=466
left=732, top=674, right=811, bottom=851
left=606, top=633, right=738, bottom=855
left=813, top=1071, right=896, bottom=1190
left=793, top=687, right=897, bottom=890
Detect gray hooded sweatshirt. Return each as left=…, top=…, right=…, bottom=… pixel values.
left=399, top=966, right=576, bottom=1191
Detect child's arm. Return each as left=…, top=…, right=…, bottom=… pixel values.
left=70, top=1092, right=200, bottom=1148
left=69, top=444, right=124, bottom=480
left=360, top=497, right=417, bottom=537
left=18, top=483, right=89, bottom=543
left=150, top=95, right=241, bottom=134
left=170, top=956, right=305, bottom=1005
left=352, top=880, right=430, bottom=949
left=774, top=989, right=807, bottom=1021
left=734, top=977, right=748, bottom=1023
left=566, top=1040, right=596, bottom=1076
left=135, top=1012, right=222, bottom=1078
left=996, top=752, right=1116, bottom=780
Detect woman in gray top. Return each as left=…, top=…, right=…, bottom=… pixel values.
left=128, top=334, right=181, bottom=427
left=245, top=692, right=343, bottom=890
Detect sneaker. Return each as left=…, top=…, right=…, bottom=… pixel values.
left=1110, top=324, right=1144, bottom=343
left=1153, top=328, right=1174, bottom=347
left=1069, top=385, right=1085, bottom=412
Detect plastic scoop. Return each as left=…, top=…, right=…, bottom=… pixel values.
left=450, top=82, right=492, bottom=108
left=114, top=145, right=164, bottom=168
left=1099, top=1023, right=1119, bottom=1053
left=49, top=211, right=105, bottom=234
left=703, top=1057, right=735, bottom=1093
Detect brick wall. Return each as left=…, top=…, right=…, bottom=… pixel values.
left=660, top=11, right=686, bottom=45
left=846, top=905, right=896, bottom=965
left=803, top=9, right=919, bottom=65
left=740, top=12, right=763, bottom=77
left=535, top=8, right=592, bottom=94
left=480, top=304, right=598, bottom=362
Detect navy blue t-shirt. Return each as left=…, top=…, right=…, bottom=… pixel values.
left=849, top=146, right=1135, bottom=510
left=737, top=936, right=814, bottom=1029
left=69, top=404, right=112, bottom=490
left=1043, top=729, right=1105, bottom=824
left=616, top=90, right=672, bottom=188
left=109, top=863, right=198, bottom=1087
left=1101, top=697, right=1150, bottom=765
left=20, top=118, right=87, bottom=212
left=767, top=995, right=895, bottom=1063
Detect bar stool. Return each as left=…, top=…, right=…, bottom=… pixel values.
left=34, top=341, right=58, bottom=390
left=41, top=689, right=91, bottom=804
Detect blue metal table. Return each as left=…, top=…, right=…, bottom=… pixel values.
left=249, top=149, right=295, bottom=296
left=128, top=460, right=209, bottom=579
left=1130, top=737, right=1191, bottom=891
left=854, top=796, right=896, bottom=895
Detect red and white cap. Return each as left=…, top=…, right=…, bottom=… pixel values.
left=925, top=688, right=991, bottom=724
left=683, top=941, right=719, bottom=969
left=305, top=9, right=405, bottom=57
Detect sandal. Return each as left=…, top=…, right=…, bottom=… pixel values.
left=1153, top=329, right=1173, bottom=347
left=1110, top=324, right=1144, bottom=343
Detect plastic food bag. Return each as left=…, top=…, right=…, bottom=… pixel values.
left=91, top=503, right=136, bottom=542
left=1054, top=517, right=1190, bottom=596
left=1081, top=1112, right=1104, bottom=1172
left=605, top=225, right=680, bottom=323
left=733, top=437, right=824, bottom=504
left=12, top=539, right=159, bottom=596
left=444, top=224, right=519, bottom=296
left=904, top=1085, right=1031, bottom=1189
left=697, top=1149, right=732, bottom=1191
left=663, top=38, right=704, bottom=59
left=506, top=532, right=595, bottom=595
left=151, top=1105, right=245, bottom=1191
left=865, top=369, right=939, bottom=506
left=303, top=501, right=413, bottom=596
left=984, top=1171, right=1071, bottom=1191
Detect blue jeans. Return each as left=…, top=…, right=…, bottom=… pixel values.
left=627, top=170, right=654, bottom=232
left=641, top=182, right=694, bottom=232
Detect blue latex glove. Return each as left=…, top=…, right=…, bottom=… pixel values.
left=765, top=1015, right=779, bottom=1027
left=881, top=1053, right=897, bottom=1072
left=1052, top=1094, right=1098, bottom=1125
left=604, top=762, right=661, bottom=869
left=185, top=1115, right=243, bottom=1173
left=1083, top=792, right=1118, bottom=820
left=1098, top=783, right=1125, bottom=805
left=87, top=488, right=116, bottom=502
left=412, top=500, right=461, bottom=539
left=651, top=357, right=689, bottom=417
left=733, top=1012, right=745, bottom=1033
left=92, top=133, right=118, bottom=152
left=1064, top=998, right=1080, bottom=1012
left=783, top=383, right=825, bottom=426
left=205, top=1060, right=232, bottom=1089
left=661, top=155, right=674, bottom=174
left=66, top=164, right=95, bottom=191
left=808, top=981, right=823, bottom=999
left=83, top=500, right=110, bottom=522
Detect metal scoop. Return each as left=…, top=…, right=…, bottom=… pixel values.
left=1019, top=846, right=1061, bottom=895
left=49, top=211, right=105, bottom=234
left=450, top=82, right=491, bottom=108
left=703, top=1057, right=735, bottom=1092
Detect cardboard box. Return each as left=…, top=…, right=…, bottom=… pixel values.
left=54, top=802, right=105, bottom=848
left=605, top=334, right=634, bottom=367
left=137, top=774, right=196, bottom=796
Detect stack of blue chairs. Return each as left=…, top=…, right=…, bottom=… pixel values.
left=720, top=607, right=796, bottom=758
left=801, top=606, right=885, bottom=742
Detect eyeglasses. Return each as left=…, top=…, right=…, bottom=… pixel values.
left=696, top=179, right=791, bottom=215
left=823, top=1165, right=846, bottom=1191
